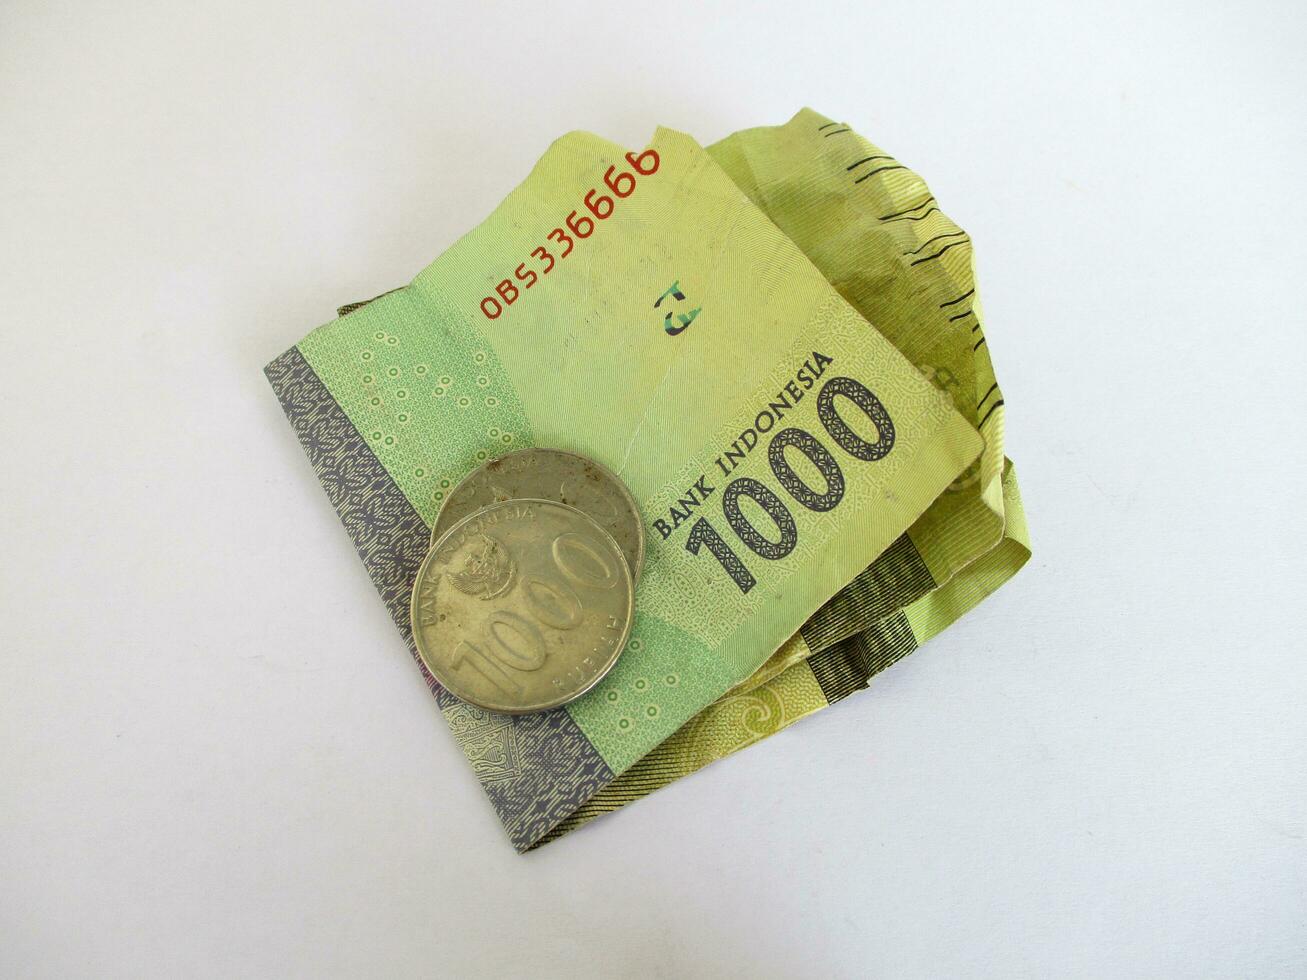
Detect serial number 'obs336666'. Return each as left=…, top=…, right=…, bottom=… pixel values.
left=478, top=148, right=662, bottom=322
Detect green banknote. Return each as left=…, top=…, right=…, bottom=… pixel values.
left=267, top=123, right=984, bottom=849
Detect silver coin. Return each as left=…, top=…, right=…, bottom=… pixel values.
left=411, top=499, right=635, bottom=714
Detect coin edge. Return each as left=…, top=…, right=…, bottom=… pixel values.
left=429, top=447, right=645, bottom=584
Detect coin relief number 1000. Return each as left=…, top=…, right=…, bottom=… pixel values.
left=448, top=532, right=621, bottom=697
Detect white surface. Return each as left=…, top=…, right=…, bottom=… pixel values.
left=2, top=1, right=1304, bottom=976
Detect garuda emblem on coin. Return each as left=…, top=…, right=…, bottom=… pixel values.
left=448, top=533, right=515, bottom=599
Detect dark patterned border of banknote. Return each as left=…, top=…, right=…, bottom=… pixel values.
left=266, top=346, right=616, bottom=848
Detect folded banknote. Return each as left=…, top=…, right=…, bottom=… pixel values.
left=267, top=109, right=1029, bottom=850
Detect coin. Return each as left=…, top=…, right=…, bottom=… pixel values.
left=410, top=498, right=635, bottom=714
left=431, top=448, right=645, bottom=583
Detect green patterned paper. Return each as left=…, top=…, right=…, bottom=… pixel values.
left=267, top=123, right=983, bottom=849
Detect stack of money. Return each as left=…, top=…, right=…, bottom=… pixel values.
left=265, top=108, right=1030, bottom=851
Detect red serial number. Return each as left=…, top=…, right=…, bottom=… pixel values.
left=479, top=148, right=661, bottom=320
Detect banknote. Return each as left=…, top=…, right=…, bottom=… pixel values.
left=266, top=124, right=983, bottom=849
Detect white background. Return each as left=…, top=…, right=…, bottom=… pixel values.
left=2, top=1, right=1304, bottom=976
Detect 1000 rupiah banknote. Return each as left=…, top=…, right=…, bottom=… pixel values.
left=267, top=120, right=986, bottom=850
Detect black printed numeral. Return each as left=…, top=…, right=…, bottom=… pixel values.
left=685, top=518, right=757, bottom=594
left=685, top=375, right=895, bottom=594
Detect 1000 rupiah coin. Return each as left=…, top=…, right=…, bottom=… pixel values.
left=431, top=448, right=645, bottom=583
left=411, top=498, right=635, bottom=714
